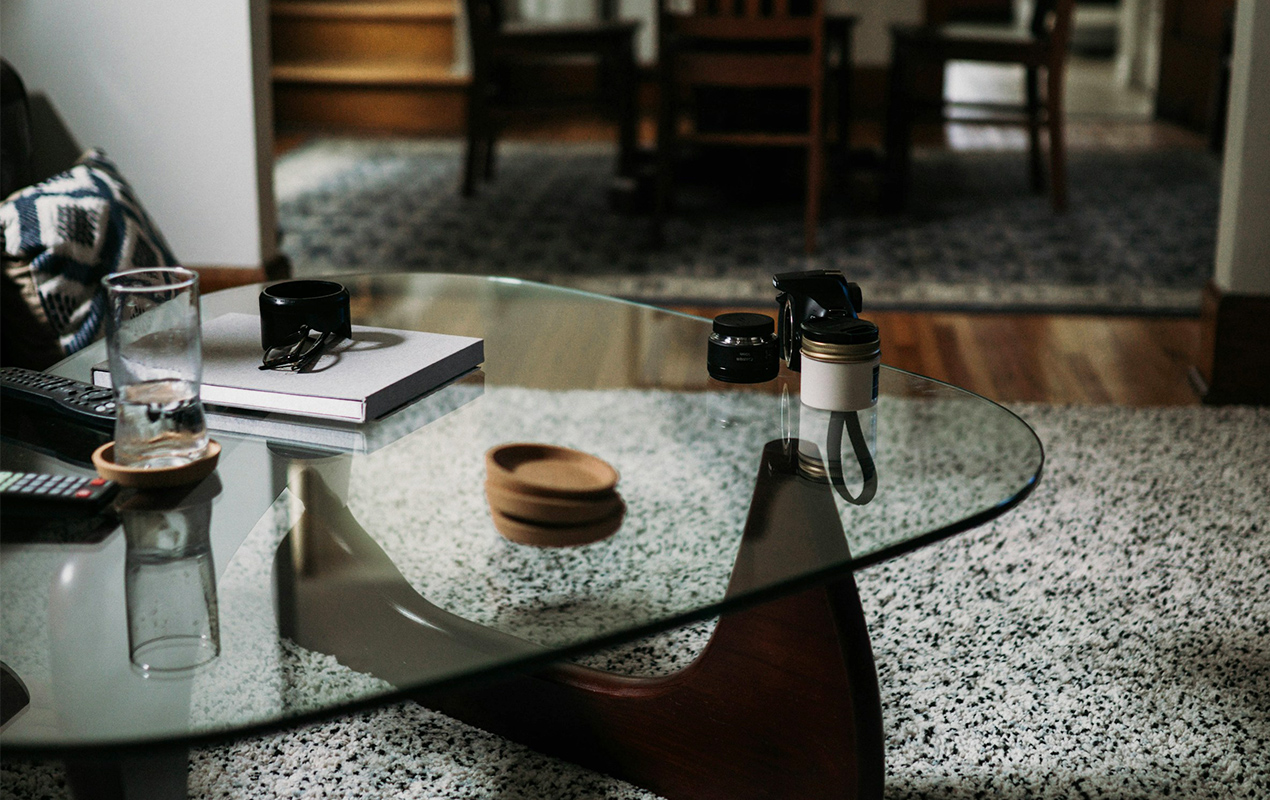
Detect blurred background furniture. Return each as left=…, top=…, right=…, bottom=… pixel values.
left=462, top=0, right=639, bottom=196
left=653, top=0, right=853, bottom=254
left=883, top=0, right=1075, bottom=212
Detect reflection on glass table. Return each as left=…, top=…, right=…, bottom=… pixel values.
left=2, top=274, right=1043, bottom=800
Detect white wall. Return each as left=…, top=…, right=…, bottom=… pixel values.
left=1214, top=0, right=1270, bottom=295
left=830, top=0, right=922, bottom=66
left=0, top=0, right=276, bottom=271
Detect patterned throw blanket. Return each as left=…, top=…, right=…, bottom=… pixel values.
left=0, top=149, right=178, bottom=356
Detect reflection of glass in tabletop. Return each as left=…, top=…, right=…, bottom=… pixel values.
left=6, top=274, right=1042, bottom=800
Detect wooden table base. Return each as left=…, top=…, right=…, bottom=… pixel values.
left=278, top=440, right=885, bottom=800
left=425, top=573, right=883, bottom=800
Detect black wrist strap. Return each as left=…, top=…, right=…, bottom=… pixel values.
left=825, top=410, right=877, bottom=505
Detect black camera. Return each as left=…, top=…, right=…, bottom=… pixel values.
left=772, top=270, right=863, bottom=371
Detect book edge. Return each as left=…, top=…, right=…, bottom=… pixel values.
left=365, top=339, right=485, bottom=420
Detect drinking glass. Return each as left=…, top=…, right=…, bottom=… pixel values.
left=122, top=491, right=220, bottom=677
left=103, top=267, right=209, bottom=468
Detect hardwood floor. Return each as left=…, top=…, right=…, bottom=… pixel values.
left=673, top=306, right=1202, bottom=407
left=532, top=113, right=1207, bottom=407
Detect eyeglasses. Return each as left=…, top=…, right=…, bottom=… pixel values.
left=259, top=326, right=343, bottom=372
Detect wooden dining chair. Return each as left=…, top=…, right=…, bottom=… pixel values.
left=462, top=0, right=639, bottom=196
left=654, top=0, right=848, bottom=255
left=883, top=0, right=1075, bottom=212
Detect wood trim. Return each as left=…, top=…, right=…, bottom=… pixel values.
left=673, top=17, right=819, bottom=38
left=274, top=84, right=467, bottom=134
left=273, top=62, right=466, bottom=86
left=685, top=130, right=814, bottom=146
left=192, top=266, right=265, bottom=295
left=677, top=53, right=817, bottom=87
left=1192, top=280, right=1270, bottom=405
left=272, top=0, right=457, bottom=22
left=190, top=255, right=290, bottom=295
left=272, top=16, right=457, bottom=66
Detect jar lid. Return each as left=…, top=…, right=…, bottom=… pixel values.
left=712, top=312, right=775, bottom=338
left=801, top=314, right=878, bottom=345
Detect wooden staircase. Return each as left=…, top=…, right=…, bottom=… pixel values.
left=271, top=0, right=467, bottom=135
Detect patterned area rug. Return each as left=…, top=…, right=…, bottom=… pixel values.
left=274, top=138, right=1221, bottom=313
left=4, top=404, right=1267, bottom=799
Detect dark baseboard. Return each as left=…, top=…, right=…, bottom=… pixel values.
left=192, top=254, right=291, bottom=295
left=1192, top=280, right=1270, bottom=405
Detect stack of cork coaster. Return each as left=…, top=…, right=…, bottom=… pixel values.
left=484, top=443, right=624, bottom=547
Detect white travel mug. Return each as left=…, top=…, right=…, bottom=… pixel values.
left=798, top=315, right=880, bottom=413
left=797, top=314, right=880, bottom=504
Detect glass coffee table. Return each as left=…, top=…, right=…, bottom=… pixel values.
left=0, top=274, right=1043, bottom=800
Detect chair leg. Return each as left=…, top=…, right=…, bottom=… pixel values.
left=1046, top=64, right=1068, bottom=212
left=484, top=132, right=497, bottom=181
left=807, top=74, right=826, bottom=255
left=1025, top=66, right=1044, bottom=193
left=882, top=47, right=913, bottom=213
left=463, top=125, right=481, bottom=198
left=831, top=19, right=853, bottom=172
left=614, top=40, right=638, bottom=179
left=652, top=138, right=670, bottom=249
left=805, top=143, right=823, bottom=255
left=652, top=51, right=677, bottom=248
left=463, top=82, right=486, bottom=196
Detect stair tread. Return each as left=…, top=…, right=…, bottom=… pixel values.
left=273, top=61, right=468, bottom=85
left=273, top=0, right=456, bottom=21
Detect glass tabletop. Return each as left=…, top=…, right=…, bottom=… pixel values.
left=0, top=273, right=1042, bottom=752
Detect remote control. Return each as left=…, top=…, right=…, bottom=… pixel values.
left=0, top=366, right=116, bottom=431
left=0, top=470, right=119, bottom=513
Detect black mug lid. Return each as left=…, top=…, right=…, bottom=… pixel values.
left=261, top=280, right=348, bottom=305
left=801, top=313, right=878, bottom=345
left=713, top=312, right=775, bottom=338
left=259, top=280, right=352, bottom=351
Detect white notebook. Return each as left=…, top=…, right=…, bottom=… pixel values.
left=93, top=312, right=484, bottom=423
left=202, top=372, right=485, bottom=453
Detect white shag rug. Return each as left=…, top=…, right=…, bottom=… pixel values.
left=2, top=404, right=1267, bottom=799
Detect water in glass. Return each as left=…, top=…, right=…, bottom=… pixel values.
left=114, top=378, right=209, bottom=468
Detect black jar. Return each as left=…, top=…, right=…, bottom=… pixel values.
left=707, top=312, right=779, bottom=383
left=258, top=280, right=352, bottom=352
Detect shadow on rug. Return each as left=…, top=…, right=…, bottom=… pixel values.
left=275, top=138, right=1220, bottom=313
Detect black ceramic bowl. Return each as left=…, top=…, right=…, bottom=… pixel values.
left=258, top=280, right=352, bottom=351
